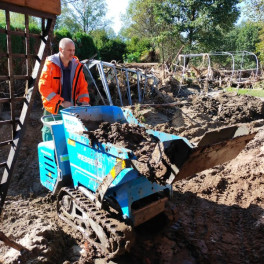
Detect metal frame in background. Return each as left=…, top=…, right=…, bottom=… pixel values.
left=0, top=2, right=56, bottom=214
left=83, top=60, right=159, bottom=106
left=177, top=51, right=259, bottom=83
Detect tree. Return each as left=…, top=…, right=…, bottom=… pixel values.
left=218, top=22, right=261, bottom=52
left=256, top=27, right=264, bottom=62
left=73, top=32, right=98, bottom=60
left=216, top=22, right=260, bottom=68
left=154, top=0, right=240, bottom=51
left=123, top=0, right=240, bottom=62
left=91, top=29, right=126, bottom=62
left=122, top=0, right=182, bottom=62
left=66, top=0, right=107, bottom=33
left=123, top=0, right=161, bottom=39
left=235, top=22, right=261, bottom=51
left=124, top=37, right=152, bottom=62
left=55, top=2, right=81, bottom=32
left=240, top=1, right=264, bottom=62
left=57, top=0, right=108, bottom=33
left=242, top=0, right=264, bottom=22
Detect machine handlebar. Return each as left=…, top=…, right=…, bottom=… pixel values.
left=41, top=115, right=62, bottom=127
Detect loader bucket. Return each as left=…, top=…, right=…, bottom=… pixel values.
left=131, top=125, right=255, bottom=186
left=171, top=125, right=256, bottom=183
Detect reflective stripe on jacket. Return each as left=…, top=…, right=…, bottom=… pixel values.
left=39, top=53, right=90, bottom=114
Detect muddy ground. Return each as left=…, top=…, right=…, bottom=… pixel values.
left=0, top=91, right=264, bottom=264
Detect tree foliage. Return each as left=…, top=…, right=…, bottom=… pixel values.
left=123, top=0, right=161, bottom=39
left=154, top=0, right=240, bottom=50
left=123, top=0, right=240, bottom=62
left=241, top=1, right=264, bottom=62
left=122, top=0, right=182, bottom=62
left=221, top=22, right=260, bottom=51
left=242, top=0, right=264, bottom=22
left=73, top=32, right=98, bottom=60
left=57, top=0, right=108, bottom=33
left=123, top=37, right=152, bottom=62
left=255, top=24, right=264, bottom=62
left=55, top=3, right=81, bottom=32
left=91, top=29, right=126, bottom=62
left=236, top=22, right=260, bottom=51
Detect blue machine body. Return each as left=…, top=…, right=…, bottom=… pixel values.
left=38, top=120, right=71, bottom=192
left=38, top=106, right=191, bottom=222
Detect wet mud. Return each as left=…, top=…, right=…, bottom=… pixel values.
left=82, top=121, right=182, bottom=184
left=83, top=121, right=159, bottom=163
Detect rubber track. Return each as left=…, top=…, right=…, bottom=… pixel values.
left=57, top=187, right=134, bottom=259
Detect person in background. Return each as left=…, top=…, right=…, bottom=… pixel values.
left=39, top=38, right=90, bottom=141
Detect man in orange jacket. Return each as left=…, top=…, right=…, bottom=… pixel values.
left=39, top=38, right=90, bottom=141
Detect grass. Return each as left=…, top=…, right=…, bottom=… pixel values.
left=225, top=87, right=264, bottom=98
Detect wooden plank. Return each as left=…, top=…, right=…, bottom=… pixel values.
left=0, top=162, right=7, bottom=168
left=0, top=0, right=61, bottom=15
left=0, top=28, right=40, bottom=38
left=0, top=120, right=13, bottom=125
left=0, top=75, right=29, bottom=80
left=0, top=118, right=19, bottom=126
left=6, top=10, right=16, bottom=139
left=123, top=63, right=159, bottom=68
left=0, top=2, right=57, bottom=19
left=0, top=140, right=12, bottom=147
left=0, top=0, right=25, bottom=6
left=14, top=75, right=30, bottom=80
left=0, top=97, right=25, bottom=103
left=127, top=102, right=186, bottom=109
left=0, top=231, right=28, bottom=252
left=13, top=54, right=35, bottom=58
left=25, top=14, right=30, bottom=78
left=27, top=0, right=61, bottom=15
left=132, top=197, right=168, bottom=226
left=0, top=53, right=35, bottom=58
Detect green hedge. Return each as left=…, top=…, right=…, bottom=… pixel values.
left=91, top=30, right=126, bottom=62
left=73, top=32, right=98, bottom=60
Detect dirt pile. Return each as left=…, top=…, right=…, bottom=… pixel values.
left=191, top=93, right=264, bottom=123
left=83, top=122, right=159, bottom=162
left=82, top=121, right=183, bottom=184
left=175, top=128, right=264, bottom=208
left=133, top=92, right=264, bottom=143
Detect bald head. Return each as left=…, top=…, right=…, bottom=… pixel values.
left=59, top=38, right=75, bottom=66
left=59, top=38, right=75, bottom=49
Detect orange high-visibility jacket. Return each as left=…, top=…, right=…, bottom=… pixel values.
left=39, top=53, right=90, bottom=114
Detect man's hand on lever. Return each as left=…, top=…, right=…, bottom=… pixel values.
left=81, top=102, right=90, bottom=106
left=61, top=101, right=73, bottom=108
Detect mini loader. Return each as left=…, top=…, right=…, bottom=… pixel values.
left=38, top=105, right=255, bottom=258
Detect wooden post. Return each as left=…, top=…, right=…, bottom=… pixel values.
left=0, top=231, right=28, bottom=252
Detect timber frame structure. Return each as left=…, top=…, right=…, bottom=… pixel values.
left=0, top=1, right=56, bottom=213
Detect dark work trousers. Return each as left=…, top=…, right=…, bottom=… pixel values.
left=41, top=107, right=63, bottom=141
